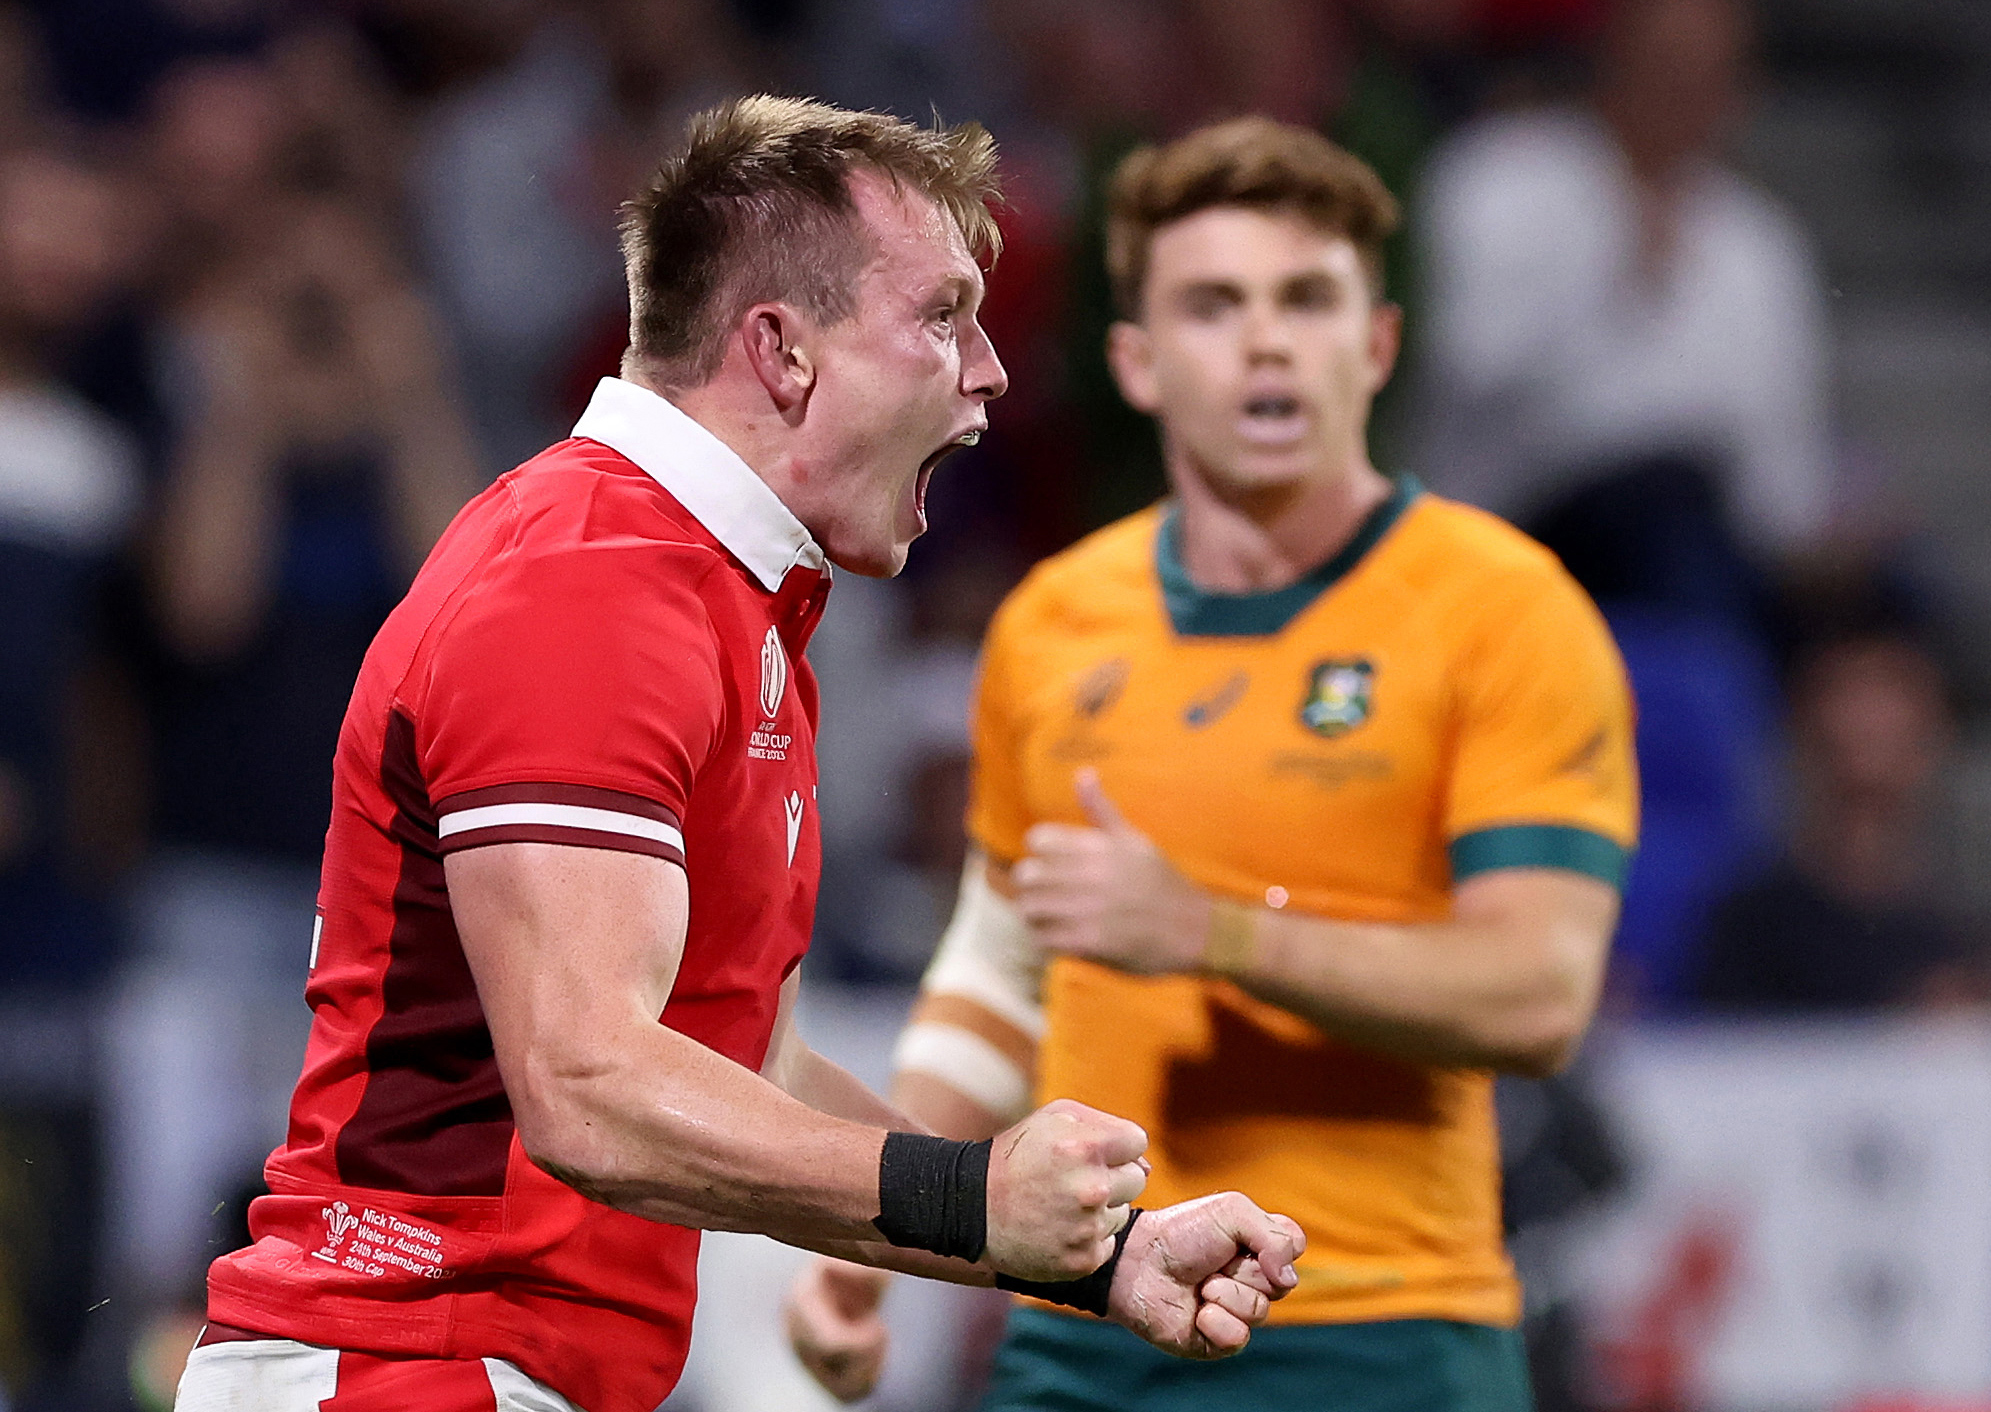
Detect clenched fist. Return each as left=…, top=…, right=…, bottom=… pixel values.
left=1105, top=1192, right=1306, bottom=1358
left=787, top=1190, right=1308, bottom=1400
left=984, top=1098, right=1149, bottom=1282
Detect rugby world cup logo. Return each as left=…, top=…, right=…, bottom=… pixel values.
left=312, top=1200, right=360, bottom=1263
left=760, top=626, right=787, bottom=720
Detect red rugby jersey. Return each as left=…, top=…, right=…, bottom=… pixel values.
left=206, top=378, right=832, bottom=1412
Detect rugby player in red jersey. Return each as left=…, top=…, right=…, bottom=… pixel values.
left=174, top=97, right=1304, bottom=1412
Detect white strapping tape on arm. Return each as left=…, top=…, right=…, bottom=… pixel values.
left=892, top=857, right=1045, bottom=1123
left=915, top=857, right=1045, bottom=1037
left=893, top=1024, right=1033, bottom=1120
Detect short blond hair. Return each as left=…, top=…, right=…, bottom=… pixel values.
left=1105, top=117, right=1398, bottom=319
left=620, top=95, right=1002, bottom=389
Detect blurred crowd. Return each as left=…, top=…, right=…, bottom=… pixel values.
left=0, top=0, right=1985, bottom=1408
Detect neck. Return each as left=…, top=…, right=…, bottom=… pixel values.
left=632, top=363, right=802, bottom=502
left=1596, top=94, right=1695, bottom=196
left=1169, top=448, right=1394, bottom=594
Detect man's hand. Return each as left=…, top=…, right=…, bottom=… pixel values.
left=984, top=1099, right=1149, bottom=1282
left=1109, top=1193, right=1306, bottom=1359
left=785, top=1258, right=891, bottom=1403
left=1013, top=769, right=1212, bottom=975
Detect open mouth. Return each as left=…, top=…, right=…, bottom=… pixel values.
left=915, top=428, right=982, bottom=522
left=1239, top=393, right=1306, bottom=445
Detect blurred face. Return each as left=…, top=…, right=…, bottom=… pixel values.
left=0, top=153, right=129, bottom=334
left=792, top=174, right=1008, bottom=577
left=149, top=59, right=287, bottom=229
left=1108, top=206, right=1398, bottom=505
left=1799, top=644, right=1950, bottom=806
left=1597, top=0, right=1748, bottom=174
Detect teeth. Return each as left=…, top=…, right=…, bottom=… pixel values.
left=956, top=430, right=981, bottom=447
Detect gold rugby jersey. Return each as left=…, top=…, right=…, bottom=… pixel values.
left=967, top=477, right=1638, bottom=1327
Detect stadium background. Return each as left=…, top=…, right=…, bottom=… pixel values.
left=0, top=0, right=1988, bottom=1408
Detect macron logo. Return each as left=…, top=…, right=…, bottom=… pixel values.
left=785, top=791, right=804, bottom=866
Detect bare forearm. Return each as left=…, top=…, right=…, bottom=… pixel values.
left=1219, top=877, right=1615, bottom=1074
left=458, top=844, right=1153, bottom=1285
left=783, top=1046, right=917, bottom=1130
left=521, top=1021, right=892, bottom=1244
left=1231, top=913, right=1585, bottom=1071
left=776, top=1059, right=1031, bottom=1280
left=1018, top=774, right=1624, bottom=1078
left=784, top=1233, right=994, bottom=1286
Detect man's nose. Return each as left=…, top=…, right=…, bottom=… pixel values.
left=963, top=319, right=1009, bottom=401
left=1242, top=303, right=1295, bottom=362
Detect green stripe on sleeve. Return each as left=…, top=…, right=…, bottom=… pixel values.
left=1448, top=824, right=1630, bottom=888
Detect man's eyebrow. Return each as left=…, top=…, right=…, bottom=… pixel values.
left=932, top=271, right=980, bottom=307
left=1171, top=278, right=1245, bottom=303
left=1280, top=270, right=1340, bottom=298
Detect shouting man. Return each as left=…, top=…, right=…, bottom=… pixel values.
left=176, top=98, right=1304, bottom=1412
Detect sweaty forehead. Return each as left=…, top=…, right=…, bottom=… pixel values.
left=1146, top=206, right=1360, bottom=289
left=849, top=169, right=980, bottom=294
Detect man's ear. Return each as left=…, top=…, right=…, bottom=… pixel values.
left=1366, top=301, right=1403, bottom=396
left=742, top=304, right=817, bottom=413
left=1105, top=320, right=1160, bottom=416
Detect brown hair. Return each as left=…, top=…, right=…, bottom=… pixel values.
left=1104, top=117, right=1399, bottom=319
left=619, top=94, right=1001, bottom=389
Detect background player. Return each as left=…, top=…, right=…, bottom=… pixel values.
left=174, top=98, right=1306, bottom=1412
left=788, top=116, right=1639, bottom=1411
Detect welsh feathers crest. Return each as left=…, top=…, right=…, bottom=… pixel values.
left=760, top=626, right=787, bottom=720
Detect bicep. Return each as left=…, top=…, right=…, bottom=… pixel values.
left=1451, top=867, right=1620, bottom=989
left=446, top=842, right=688, bottom=1120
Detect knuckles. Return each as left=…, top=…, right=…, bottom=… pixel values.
left=1046, top=1134, right=1091, bottom=1166
left=1071, top=1178, right=1111, bottom=1209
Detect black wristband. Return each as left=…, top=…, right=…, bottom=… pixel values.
left=994, top=1208, right=1143, bottom=1318
left=873, top=1132, right=991, bottom=1262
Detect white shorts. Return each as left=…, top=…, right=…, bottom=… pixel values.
left=174, top=1335, right=587, bottom=1412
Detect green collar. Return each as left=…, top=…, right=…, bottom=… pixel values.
left=1157, top=475, right=1421, bottom=637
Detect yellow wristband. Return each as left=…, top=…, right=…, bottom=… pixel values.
left=1203, top=900, right=1257, bottom=976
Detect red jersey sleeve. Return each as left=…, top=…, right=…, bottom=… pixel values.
left=417, top=541, right=726, bottom=867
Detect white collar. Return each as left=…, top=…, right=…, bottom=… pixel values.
left=571, top=376, right=827, bottom=592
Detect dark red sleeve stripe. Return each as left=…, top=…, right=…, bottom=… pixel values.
left=434, top=781, right=682, bottom=829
